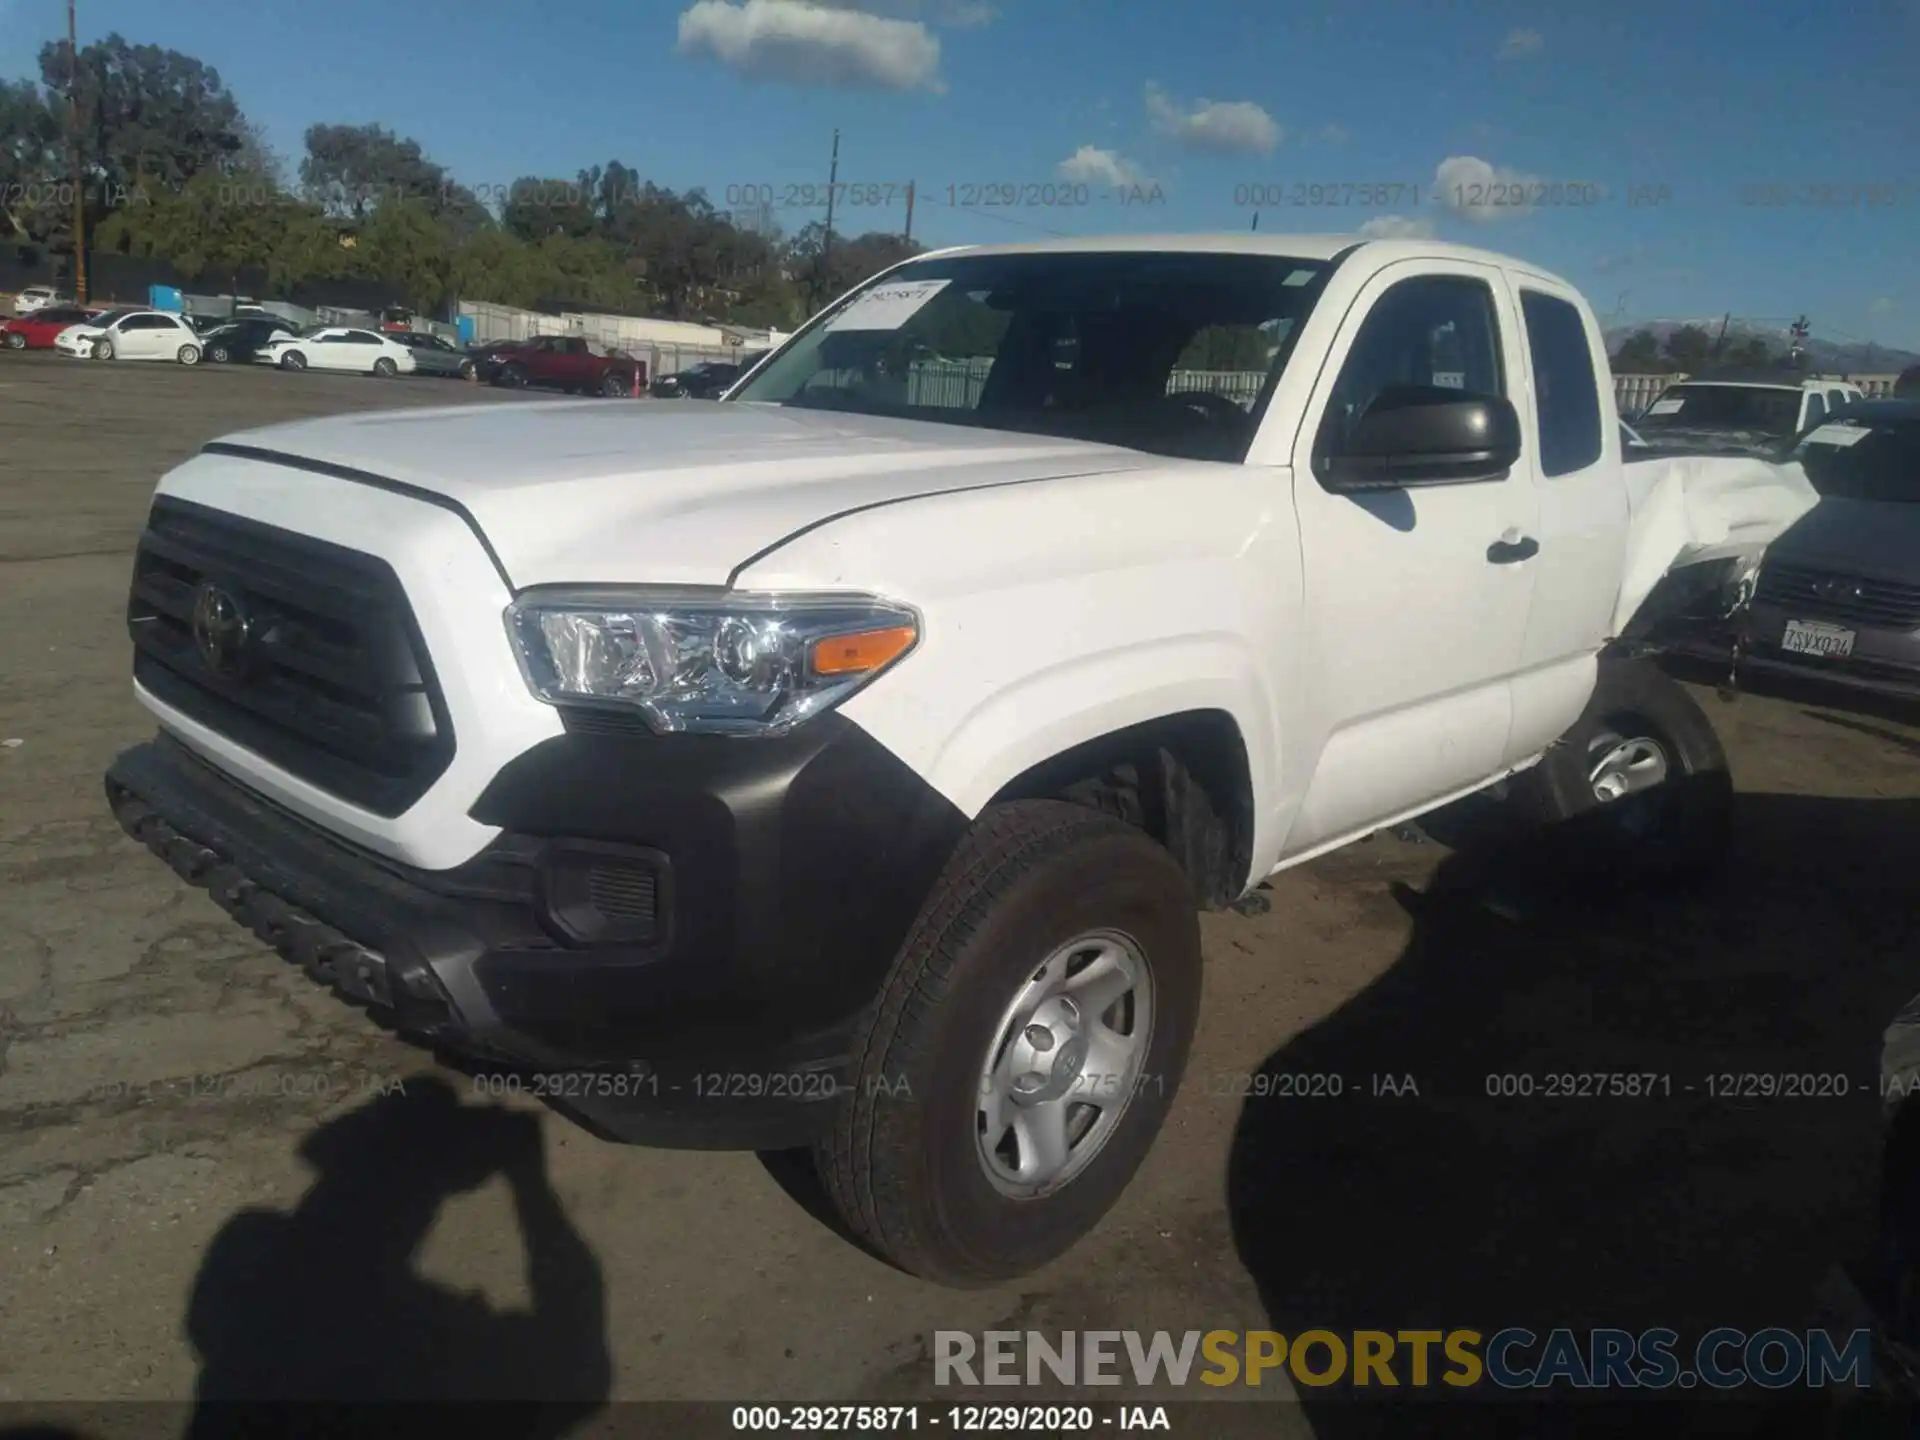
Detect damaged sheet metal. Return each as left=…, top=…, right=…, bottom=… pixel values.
left=1612, top=452, right=1819, bottom=636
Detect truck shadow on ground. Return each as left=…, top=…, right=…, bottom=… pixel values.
left=172, top=1074, right=610, bottom=1438
left=1227, top=785, right=1920, bottom=1437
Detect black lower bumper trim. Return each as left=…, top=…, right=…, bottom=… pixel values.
left=105, top=724, right=969, bottom=1150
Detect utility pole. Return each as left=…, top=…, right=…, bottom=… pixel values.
left=1250, top=211, right=1259, bottom=232
left=1711, top=311, right=1730, bottom=359
left=818, top=129, right=840, bottom=306
left=67, top=0, right=87, bottom=304
left=903, top=180, right=914, bottom=244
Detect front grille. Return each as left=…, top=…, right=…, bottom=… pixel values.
left=1756, top=562, right=1920, bottom=631
left=128, top=496, right=455, bottom=816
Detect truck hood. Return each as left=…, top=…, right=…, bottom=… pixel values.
left=204, top=400, right=1161, bottom=589
left=1766, top=496, right=1920, bottom=583
left=1614, top=452, right=1820, bottom=633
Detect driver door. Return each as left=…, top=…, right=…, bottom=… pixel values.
left=1279, top=262, right=1541, bottom=856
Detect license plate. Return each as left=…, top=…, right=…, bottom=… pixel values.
left=1781, top=619, right=1856, bottom=659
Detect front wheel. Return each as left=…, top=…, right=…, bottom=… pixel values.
left=817, top=800, right=1202, bottom=1286
left=494, top=364, right=527, bottom=389
left=458, top=358, right=476, bottom=381
left=4, top=332, right=24, bottom=349
left=279, top=351, right=306, bottom=372
left=208, top=344, right=230, bottom=363
left=1512, top=656, right=1732, bottom=880
left=92, top=339, right=114, bottom=361
left=601, top=371, right=631, bottom=397
left=372, top=356, right=397, bottom=378
left=177, top=344, right=200, bottom=366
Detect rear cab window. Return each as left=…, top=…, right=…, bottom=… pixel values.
left=1518, top=289, right=1603, bottom=476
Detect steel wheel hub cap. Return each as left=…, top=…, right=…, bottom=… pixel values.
left=1588, top=732, right=1670, bottom=803
left=976, top=929, right=1153, bottom=1198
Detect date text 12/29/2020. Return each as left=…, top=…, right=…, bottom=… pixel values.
left=721, top=181, right=1167, bottom=210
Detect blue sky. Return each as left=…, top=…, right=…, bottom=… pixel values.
left=5, top=0, right=1918, bottom=350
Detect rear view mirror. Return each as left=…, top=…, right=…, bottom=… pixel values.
left=1320, top=387, right=1522, bottom=490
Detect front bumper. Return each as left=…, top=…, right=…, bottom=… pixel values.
left=106, top=721, right=967, bottom=1149
left=1740, top=602, right=1920, bottom=700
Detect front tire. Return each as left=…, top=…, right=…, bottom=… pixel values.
left=818, top=800, right=1202, bottom=1286
left=279, top=351, right=306, bottom=372
left=601, top=371, right=630, bottom=397
left=5, top=332, right=24, bottom=349
left=495, top=364, right=527, bottom=389
left=92, top=339, right=114, bottom=361
left=208, top=344, right=230, bottom=363
left=1513, top=656, right=1732, bottom=879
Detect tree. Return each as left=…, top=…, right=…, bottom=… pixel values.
left=1660, top=324, right=1713, bottom=374
left=0, top=77, right=61, bottom=242
left=355, top=197, right=456, bottom=310
left=40, top=33, right=245, bottom=238
left=1609, top=328, right=1664, bottom=373
left=786, top=223, right=923, bottom=309
left=299, top=123, right=489, bottom=237
left=501, top=176, right=598, bottom=243
left=1725, top=336, right=1773, bottom=367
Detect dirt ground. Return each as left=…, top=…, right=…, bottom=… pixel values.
left=1, top=353, right=1917, bottom=1434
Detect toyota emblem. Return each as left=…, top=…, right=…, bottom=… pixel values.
left=191, top=582, right=251, bottom=674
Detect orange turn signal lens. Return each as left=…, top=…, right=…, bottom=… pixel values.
left=810, top=624, right=917, bottom=676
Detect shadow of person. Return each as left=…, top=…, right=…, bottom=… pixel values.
left=1226, top=787, right=1920, bottom=1436
left=181, top=1075, right=610, bottom=1439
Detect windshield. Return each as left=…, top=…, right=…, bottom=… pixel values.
left=88, top=308, right=137, bottom=328
left=1788, top=416, right=1920, bottom=503
left=1636, top=383, right=1803, bottom=436
left=730, top=249, right=1334, bottom=462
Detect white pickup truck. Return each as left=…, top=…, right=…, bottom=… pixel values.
left=105, top=234, right=1814, bottom=1286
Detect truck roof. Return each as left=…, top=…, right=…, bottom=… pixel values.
left=916, top=233, right=1579, bottom=291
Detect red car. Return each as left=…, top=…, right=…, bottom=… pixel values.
left=474, top=335, right=647, bottom=396
left=3, top=304, right=104, bottom=350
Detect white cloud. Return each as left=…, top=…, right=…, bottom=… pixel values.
left=1434, top=154, right=1540, bottom=223
left=1358, top=214, right=1435, bottom=239
left=1144, top=82, right=1281, bottom=155
left=1869, top=295, right=1898, bottom=314
left=677, top=0, right=944, bottom=90
left=1057, top=145, right=1151, bottom=189
left=813, top=0, right=994, bottom=23
left=1499, top=27, right=1543, bottom=59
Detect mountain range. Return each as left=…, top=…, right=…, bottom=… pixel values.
left=1603, top=319, right=1918, bottom=374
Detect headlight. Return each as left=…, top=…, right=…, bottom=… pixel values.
left=505, top=589, right=920, bottom=736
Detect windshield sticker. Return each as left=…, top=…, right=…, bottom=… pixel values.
left=1803, top=423, right=1869, bottom=447
left=1283, top=269, right=1317, bottom=287
left=1645, top=398, right=1685, bottom=415
left=825, top=279, right=951, bottom=332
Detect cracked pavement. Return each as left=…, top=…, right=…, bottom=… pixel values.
left=1, top=355, right=1917, bottom=1431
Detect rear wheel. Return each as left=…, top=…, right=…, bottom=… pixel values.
left=1513, top=656, right=1732, bottom=879
left=372, top=356, right=397, bottom=378
left=177, top=344, right=200, bottom=366
left=4, top=332, right=24, bottom=349
left=817, top=800, right=1202, bottom=1286
left=279, top=351, right=306, bottom=372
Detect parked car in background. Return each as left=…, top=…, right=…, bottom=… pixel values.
left=650, top=360, right=741, bottom=399
left=1634, top=369, right=1866, bottom=458
left=10, top=284, right=67, bottom=317
left=201, top=315, right=300, bottom=364
left=475, top=334, right=643, bottom=395
left=3, top=304, right=102, bottom=349
left=56, top=308, right=204, bottom=364
left=395, top=331, right=477, bottom=380
left=256, top=326, right=418, bottom=377
left=1736, top=400, right=1920, bottom=697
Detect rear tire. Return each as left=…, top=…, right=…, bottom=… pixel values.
left=1512, top=656, right=1732, bottom=880
left=5, top=332, right=24, bottom=349
left=372, top=356, right=397, bottom=378
left=177, top=344, right=200, bottom=366
left=817, top=800, right=1202, bottom=1287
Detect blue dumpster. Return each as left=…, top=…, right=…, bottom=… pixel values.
left=149, top=285, right=183, bottom=313
left=457, top=315, right=475, bottom=345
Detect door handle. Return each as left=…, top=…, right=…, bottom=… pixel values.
left=1487, top=535, right=1539, bottom=564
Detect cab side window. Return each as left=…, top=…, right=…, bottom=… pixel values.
left=1316, top=275, right=1505, bottom=481
left=1519, top=290, right=1603, bottom=476
left=1804, top=392, right=1827, bottom=427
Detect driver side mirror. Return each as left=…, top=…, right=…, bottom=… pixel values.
left=1319, top=387, right=1522, bottom=491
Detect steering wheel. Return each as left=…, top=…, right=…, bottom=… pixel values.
left=1156, top=390, right=1248, bottom=425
